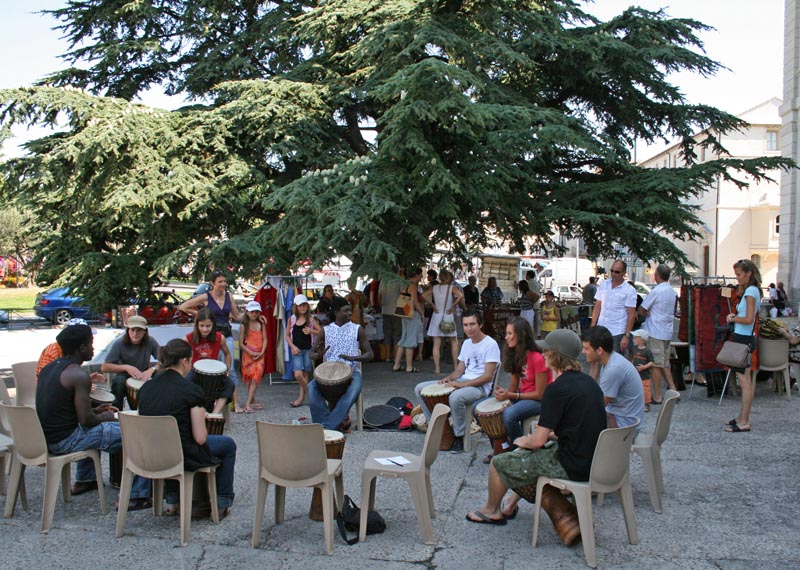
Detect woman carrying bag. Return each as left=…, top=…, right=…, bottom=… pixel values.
left=723, top=259, right=761, bottom=433
left=424, top=269, right=463, bottom=374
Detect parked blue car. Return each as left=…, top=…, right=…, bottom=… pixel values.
left=34, top=287, right=99, bottom=325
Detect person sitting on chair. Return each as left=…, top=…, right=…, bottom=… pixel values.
left=414, top=309, right=501, bottom=454
left=466, top=329, right=606, bottom=524
left=308, top=296, right=373, bottom=432
left=101, top=316, right=160, bottom=410
left=36, top=324, right=152, bottom=510
left=138, top=338, right=236, bottom=519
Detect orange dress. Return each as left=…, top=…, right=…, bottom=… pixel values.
left=241, top=325, right=266, bottom=385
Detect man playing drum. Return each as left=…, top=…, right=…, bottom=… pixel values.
left=36, top=324, right=152, bottom=510
left=466, top=329, right=606, bottom=525
left=101, top=316, right=160, bottom=410
left=414, top=309, right=501, bottom=454
left=308, top=297, right=373, bottom=431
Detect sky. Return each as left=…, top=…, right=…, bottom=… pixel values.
left=0, top=0, right=786, bottom=161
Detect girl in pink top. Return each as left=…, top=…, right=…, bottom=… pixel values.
left=494, top=317, right=551, bottom=452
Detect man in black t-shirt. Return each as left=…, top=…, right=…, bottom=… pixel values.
left=466, top=329, right=606, bottom=524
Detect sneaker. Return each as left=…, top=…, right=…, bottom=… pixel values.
left=450, top=437, right=464, bottom=454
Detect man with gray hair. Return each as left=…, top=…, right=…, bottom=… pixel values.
left=639, top=264, right=678, bottom=403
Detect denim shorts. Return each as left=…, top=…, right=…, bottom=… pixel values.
left=292, top=349, right=313, bottom=372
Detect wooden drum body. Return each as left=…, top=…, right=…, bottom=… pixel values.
left=205, top=412, right=225, bottom=435
left=514, top=484, right=581, bottom=547
left=309, top=430, right=346, bottom=521
left=193, top=359, right=227, bottom=411
left=474, top=397, right=510, bottom=455
left=314, top=361, right=352, bottom=409
left=420, top=384, right=455, bottom=451
left=125, top=378, right=143, bottom=411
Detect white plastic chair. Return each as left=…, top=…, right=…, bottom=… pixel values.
left=11, top=361, right=38, bottom=408
left=532, top=422, right=640, bottom=569
left=251, top=421, right=344, bottom=555
left=116, top=412, right=219, bottom=546
left=758, top=338, right=791, bottom=400
left=358, top=403, right=451, bottom=545
left=632, top=390, right=679, bottom=513
left=2, top=403, right=107, bottom=533
left=463, top=365, right=500, bottom=452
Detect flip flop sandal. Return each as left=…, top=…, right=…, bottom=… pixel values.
left=290, top=401, right=303, bottom=408
left=405, top=368, right=420, bottom=373
left=465, top=511, right=507, bottom=525
left=501, top=499, right=519, bottom=520
left=725, top=424, right=751, bottom=433
left=251, top=403, right=264, bottom=410
left=725, top=418, right=738, bottom=427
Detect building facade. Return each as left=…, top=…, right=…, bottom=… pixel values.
left=639, top=98, right=783, bottom=285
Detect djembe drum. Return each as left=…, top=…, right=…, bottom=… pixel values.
left=90, top=388, right=115, bottom=407
left=192, top=359, right=228, bottom=411
left=420, top=384, right=455, bottom=450
left=514, top=483, right=581, bottom=547
left=474, top=397, right=511, bottom=456
left=314, top=361, right=353, bottom=409
left=125, top=378, right=143, bottom=411
left=205, top=412, right=225, bottom=435
left=309, top=429, right=346, bottom=521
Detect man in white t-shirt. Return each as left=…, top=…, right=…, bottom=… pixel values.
left=415, top=309, right=501, bottom=453
left=640, top=264, right=678, bottom=403
left=591, top=259, right=637, bottom=355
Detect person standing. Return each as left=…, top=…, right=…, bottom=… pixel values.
left=526, top=267, right=543, bottom=338
left=424, top=269, right=464, bottom=374
left=179, top=269, right=243, bottom=409
left=724, top=259, right=761, bottom=433
left=414, top=309, right=500, bottom=453
left=639, top=263, right=678, bottom=404
left=582, top=276, right=598, bottom=305
left=581, top=326, right=645, bottom=429
left=101, top=316, right=160, bottom=410
left=591, top=260, right=637, bottom=355
left=36, top=324, right=151, bottom=509
left=463, top=275, right=480, bottom=309
left=240, top=301, right=268, bottom=413
left=286, top=294, right=321, bottom=408
left=466, top=329, right=606, bottom=524
left=517, top=280, right=536, bottom=330
left=540, top=290, right=560, bottom=334
left=309, top=297, right=373, bottom=431
left=378, top=269, right=404, bottom=362
left=393, top=267, right=425, bottom=373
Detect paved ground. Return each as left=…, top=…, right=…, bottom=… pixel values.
left=1, top=325, right=799, bottom=569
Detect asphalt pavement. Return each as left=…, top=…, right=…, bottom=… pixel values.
left=0, top=325, right=799, bottom=569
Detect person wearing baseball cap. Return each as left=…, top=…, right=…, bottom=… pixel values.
left=240, top=301, right=267, bottom=413
left=467, top=328, right=606, bottom=525
left=101, top=315, right=161, bottom=410
left=36, top=323, right=152, bottom=506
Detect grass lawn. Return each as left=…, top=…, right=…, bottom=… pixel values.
left=0, top=286, right=43, bottom=313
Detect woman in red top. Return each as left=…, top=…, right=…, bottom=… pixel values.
left=494, top=317, right=551, bottom=445
left=185, top=308, right=234, bottom=414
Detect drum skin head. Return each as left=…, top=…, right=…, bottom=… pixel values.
left=194, top=359, right=227, bottom=374
left=126, top=378, right=144, bottom=390
left=314, top=361, right=352, bottom=384
left=420, top=383, right=454, bottom=397
left=324, top=429, right=345, bottom=442
left=476, top=397, right=508, bottom=413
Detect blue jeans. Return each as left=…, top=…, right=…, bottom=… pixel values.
left=165, top=435, right=237, bottom=510
left=503, top=399, right=543, bottom=442
left=309, top=370, right=362, bottom=430
left=49, top=423, right=151, bottom=499
left=291, top=349, right=313, bottom=372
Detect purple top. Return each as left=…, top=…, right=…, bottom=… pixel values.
left=207, top=292, right=232, bottom=327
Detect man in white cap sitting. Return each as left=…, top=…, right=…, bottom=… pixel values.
left=101, top=315, right=160, bottom=410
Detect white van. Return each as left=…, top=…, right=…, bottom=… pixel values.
left=533, top=258, right=595, bottom=290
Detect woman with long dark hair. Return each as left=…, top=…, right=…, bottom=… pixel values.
left=495, top=317, right=551, bottom=446
left=725, top=259, right=762, bottom=433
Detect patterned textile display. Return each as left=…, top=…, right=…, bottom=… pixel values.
left=678, top=284, right=689, bottom=342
